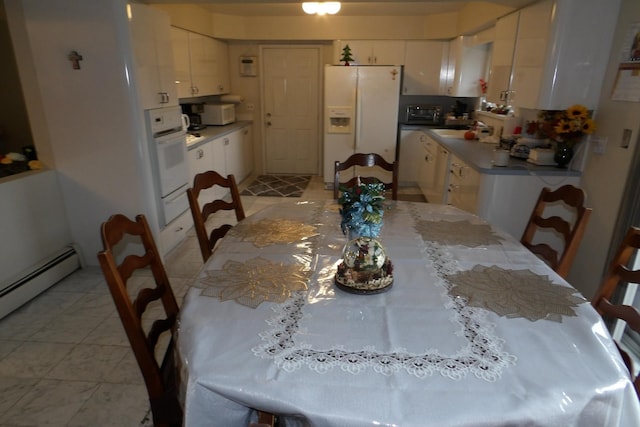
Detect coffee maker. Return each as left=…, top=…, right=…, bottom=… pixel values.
left=181, top=103, right=206, bottom=130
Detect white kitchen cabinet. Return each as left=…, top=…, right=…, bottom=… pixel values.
left=187, top=32, right=217, bottom=96
left=159, top=209, right=192, bottom=257
left=433, top=144, right=450, bottom=204
left=170, top=27, right=231, bottom=98
left=187, top=139, right=221, bottom=203
left=485, top=11, right=518, bottom=105
left=223, top=130, right=243, bottom=183
left=171, top=27, right=192, bottom=99
left=495, top=0, right=619, bottom=111
left=446, top=35, right=490, bottom=97
left=416, top=133, right=435, bottom=198
left=403, top=41, right=449, bottom=95
left=416, top=133, right=450, bottom=204
left=129, top=4, right=178, bottom=109
left=212, top=38, right=231, bottom=95
left=334, top=40, right=405, bottom=65
left=210, top=136, right=229, bottom=199
left=399, top=130, right=423, bottom=185
left=509, top=0, right=553, bottom=110
left=447, top=153, right=480, bottom=214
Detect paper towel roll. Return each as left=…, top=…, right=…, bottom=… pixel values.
left=220, top=94, right=245, bottom=104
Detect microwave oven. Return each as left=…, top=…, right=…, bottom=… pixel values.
left=201, top=103, right=236, bottom=126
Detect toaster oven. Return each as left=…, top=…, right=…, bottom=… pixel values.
left=201, top=103, right=236, bottom=126
left=405, top=104, right=442, bottom=125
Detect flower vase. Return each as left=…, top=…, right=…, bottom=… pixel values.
left=554, top=142, right=574, bottom=168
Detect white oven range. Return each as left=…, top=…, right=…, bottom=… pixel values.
left=145, top=106, right=190, bottom=226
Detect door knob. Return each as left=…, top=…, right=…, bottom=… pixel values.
left=266, top=122, right=272, bottom=127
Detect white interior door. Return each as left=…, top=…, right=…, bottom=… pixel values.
left=262, top=47, right=320, bottom=174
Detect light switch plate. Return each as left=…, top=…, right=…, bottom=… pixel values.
left=592, top=136, right=607, bottom=154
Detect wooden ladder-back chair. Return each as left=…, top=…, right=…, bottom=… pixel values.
left=591, top=226, right=640, bottom=398
left=98, top=214, right=276, bottom=427
left=97, top=214, right=182, bottom=427
left=334, top=152, right=398, bottom=200
left=520, top=184, right=592, bottom=278
left=187, top=171, right=246, bottom=262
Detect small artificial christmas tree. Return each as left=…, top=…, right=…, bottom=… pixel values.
left=340, top=44, right=354, bottom=66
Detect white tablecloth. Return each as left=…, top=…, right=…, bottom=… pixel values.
left=177, top=200, right=640, bottom=426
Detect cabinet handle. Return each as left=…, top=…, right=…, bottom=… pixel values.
left=224, top=138, right=229, bottom=146
left=175, top=226, right=183, bottom=232
left=196, top=149, right=204, bottom=159
left=244, top=129, right=248, bottom=135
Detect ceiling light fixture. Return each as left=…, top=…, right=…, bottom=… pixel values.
left=302, top=2, right=341, bottom=15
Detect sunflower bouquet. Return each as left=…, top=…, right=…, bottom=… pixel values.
left=528, top=104, right=596, bottom=148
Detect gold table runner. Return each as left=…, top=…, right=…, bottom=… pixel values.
left=445, top=265, right=586, bottom=322
left=415, top=220, right=505, bottom=247
left=196, top=257, right=311, bottom=309
left=230, top=218, right=319, bottom=247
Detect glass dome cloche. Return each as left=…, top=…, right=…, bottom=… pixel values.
left=335, top=236, right=394, bottom=294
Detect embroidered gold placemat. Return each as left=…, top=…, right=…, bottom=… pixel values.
left=445, top=265, right=586, bottom=322
left=231, top=219, right=319, bottom=247
left=197, top=257, right=311, bottom=308
left=415, top=220, right=505, bottom=247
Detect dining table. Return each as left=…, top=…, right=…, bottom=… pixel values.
left=176, top=199, right=640, bottom=426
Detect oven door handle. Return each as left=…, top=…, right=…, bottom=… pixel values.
left=154, top=127, right=184, bottom=140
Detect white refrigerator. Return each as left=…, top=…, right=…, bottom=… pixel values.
left=323, top=65, right=401, bottom=187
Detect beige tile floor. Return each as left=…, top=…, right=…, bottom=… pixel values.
left=0, top=176, right=423, bottom=426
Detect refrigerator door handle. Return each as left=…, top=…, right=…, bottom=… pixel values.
left=355, top=89, right=362, bottom=150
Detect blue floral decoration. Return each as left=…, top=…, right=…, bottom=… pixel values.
left=338, top=182, right=386, bottom=238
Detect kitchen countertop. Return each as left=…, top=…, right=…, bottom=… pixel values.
left=186, top=120, right=252, bottom=149
left=409, top=126, right=581, bottom=177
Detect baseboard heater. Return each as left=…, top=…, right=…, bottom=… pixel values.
left=0, top=246, right=81, bottom=320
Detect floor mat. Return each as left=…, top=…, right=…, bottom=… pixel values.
left=241, top=175, right=311, bottom=197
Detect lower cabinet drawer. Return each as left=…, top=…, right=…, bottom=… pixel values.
left=159, top=209, right=193, bottom=257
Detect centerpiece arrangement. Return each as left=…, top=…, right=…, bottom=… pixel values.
left=338, top=180, right=385, bottom=239
left=527, top=104, right=596, bottom=167
left=335, top=179, right=394, bottom=294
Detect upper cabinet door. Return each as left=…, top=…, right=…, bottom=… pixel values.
left=129, top=4, right=178, bottom=109
left=170, top=27, right=192, bottom=99
left=403, top=40, right=449, bottom=95
left=509, top=0, right=552, bottom=109
left=447, top=36, right=490, bottom=97
left=188, top=32, right=217, bottom=96
left=170, top=28, right=231, bottom=98
left=212, top=38, right=230, bottom=95
left=486, top=11, right=518, bottom=105
left=334, top=40, right=405, bottom=65
left=508, top=0, right=620, bottom=110
left=372, top=40, right=405, bottom=65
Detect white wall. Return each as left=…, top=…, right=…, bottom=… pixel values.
left=9, top=0, right=159, bottom=266
left=567, top=0, right=640, bottom=298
